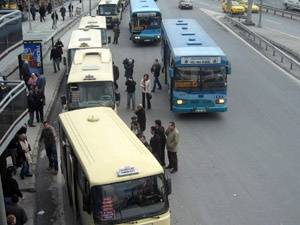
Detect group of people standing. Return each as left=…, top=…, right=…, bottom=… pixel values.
left=129, top=107, right=180, bottom=174
left=21, top=61, right=46, bottom=128
left=117, top=58, right=163, bottom=110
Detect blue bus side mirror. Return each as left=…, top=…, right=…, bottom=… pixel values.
left=168, top=68, right=173, bottom=77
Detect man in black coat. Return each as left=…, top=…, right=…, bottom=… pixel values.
left=50, top=46, right=61, bottom=73
left=150, top=126, right=162, bottom=164
left=21, top=60, right=31, bottom=90
left=155, top=119, right=166, bottom=166
left=5, top=195, right=28, bottom=225
left=134, top=104, right=146, bottom=133
left=27, top=90, right=36, bottom=127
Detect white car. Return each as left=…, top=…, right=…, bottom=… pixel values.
left=178, top=0, right=193, bottom=9
left=283, top=0, right=300, bottom=10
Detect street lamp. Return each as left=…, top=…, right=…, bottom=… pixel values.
left=258, top=0, right=262, bottom=28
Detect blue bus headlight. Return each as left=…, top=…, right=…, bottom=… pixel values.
left=216, top=98, right=225, bottom=104
left=134, top=36, right=141, bottom=40
left=155, top=35, right=161, bottom=39
left=176, top=100, right=186, bottom=105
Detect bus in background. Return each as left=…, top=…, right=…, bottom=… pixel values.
left=161, top=19, right=231, bottom=113
left=129, top=0, right=162, bottom=43
left=78, top=16, right=110, bottom=48
left=59, top=107, right=172, bottom=225
left=97, top=0, right=122, bottom=28
left=65, top=29, right=102, bottom=73
left=64, top=48, right=116, bottom=111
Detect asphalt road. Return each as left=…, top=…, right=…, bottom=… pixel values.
left=35, top=0, right=300, bottom=224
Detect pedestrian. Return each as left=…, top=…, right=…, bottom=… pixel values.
left=27, top=90, right=36, bottom=127
left=55, top=38, right=64, bottom=56
left=134, top=104, right=146, bottom=133
left=33, top=86, right=45, bottom=123
left=36, top=72, right=46, bottom=93
left=125, top=77, right=136, bottom=110
left=7, top=135, right=19, bottom=175
left=131, top=121, right=141, bottom=137
left=138, top=135, right=152, bottom=151
left=123, top=58, right=134, bottom=81
left=46, top=2, right=52, bottom=14
left=155, top=119, right=166, bottom=166
left=165, top=121, right=179, bottom=173
left=5, top=195, right=28, bottom=225
left=18, top=133, right=33, bottom=179
left=51, top=10, right=58, bottom=28
left=150, top=126, right=161, bottom=164
left=112, top=23, right=120, bottom=44
left=68, top=3, right=73, bottom=17
left=151, top=59, right=162, bottom=92
left=50, top=45, right=61, bottom=73
left=130, top=115, right=140, bottom=130
left=39, top=4, right=46, bottom=22
left=1, top=166, right=24, bottom=204
left=39, top=121, right=59, bottom=174
left=30, top=4, right=36, bottom=21
left=60, top=5, right=66, bottom=21
left=113, top=62, right=119, bottom=89
left=27, top=73, right=37, bottom=90
left=21, top=60, right=31, bottom=90
left=7, top=214, right=17, bottom=225
left=140, top=74, right=151, bottom=109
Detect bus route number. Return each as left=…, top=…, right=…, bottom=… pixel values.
left=181, top=56, right=221, bottom=65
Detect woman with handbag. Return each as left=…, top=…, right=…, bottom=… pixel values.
left=140, top=74, right=152, bottom=109
left=18, top=134, right=33, bottom=179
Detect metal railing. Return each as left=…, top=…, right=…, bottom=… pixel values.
left=261, top=4, right=300, bottom=21
left=224, top=15, right=300, bottom=75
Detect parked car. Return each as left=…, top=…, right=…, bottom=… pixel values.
left=239, top=0, right=260, bottom=13
left=178, top=0, right=193, bottom=9
left=222, top=1, right=245, bottom=14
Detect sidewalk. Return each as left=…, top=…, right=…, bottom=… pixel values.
left=4, top=7, right=300, bottom=225
left=5, top=1, right=99, bottom=225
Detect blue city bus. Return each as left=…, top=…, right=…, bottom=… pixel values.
left=129, top=0, right=162, bottom=43
left=161, top=19, right=232, bottom=113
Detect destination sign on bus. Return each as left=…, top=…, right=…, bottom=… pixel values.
left=117, top=166, right=138, bottom=176
left=136, top=12, right=157, bottom=17
left=181, top=56, right=221, bottom=65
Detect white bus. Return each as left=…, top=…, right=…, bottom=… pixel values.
left=59, top=107, right=172, bottom=225
left=66, top=29, right=103, bottom=73
left=78, top=16, right=110, bottom=48
left=97, top=0, right=122, bottom=27
left=65, top=48, right=116, bottom=111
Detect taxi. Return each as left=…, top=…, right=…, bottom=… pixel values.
left=239, top=0, right=260, bottom=13
left=222, top=1, right=245, bottom=14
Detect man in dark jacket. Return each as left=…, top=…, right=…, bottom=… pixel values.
left=134, top=104, right=146, bottom=133
left=1, top=166, right=24, bottom=204
left=21, top=60, right=31, bottom=90
left=30, top=4, right=36, bottom=21
left=51, top=11, right=58, bottom=28
left=125, top=78, right=136, bottom=110
left=5, top=195, right=28, bottom=225
left=123, top=58, right=134, bottom=81
left=27, top=90, right=36, bottom=127
left=113, top=62, right=119, bottom=89
left=50, top=46, right=61, bottom=73
left=150, top=126, right=161, bottom=164
left=33, top=86, right=45, bottom=123
left=155, top=119, right=166, bottom=166
left=151, top=58, right=162, bottom=92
